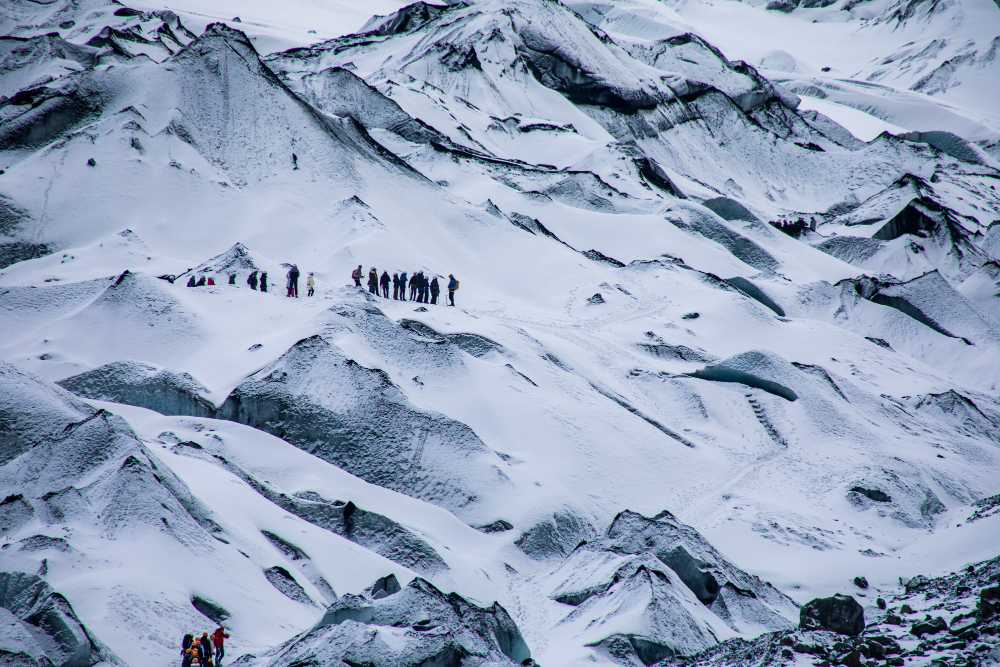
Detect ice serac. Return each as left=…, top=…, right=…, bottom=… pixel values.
left=215, top=334, right=511, bottom=518
left=541, top=510, right=797, bottom=666
left=252, top=575, right=530, bottom=667
left=690, top=351, right=799, bottom=402
left=57, top=360, right=216, bottom=417
left=0, top=571, right=122, bottom=667
left=0, top=360, right=224, bottom=551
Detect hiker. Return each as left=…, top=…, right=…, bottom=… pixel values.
left=447, top=274, right=458, bottom=306
left=211, top=627, right=229, bottom=666
left=207, top=277, right=215, bottom=286
left=352, top=265, right=363, bottom=287
left=260, top=272, right=268, bottom=293
left=414, top=272, right=424, bottom=303
left=392, top=273, right=400, bottom=300
left=201, top=632, right=214, bottom=666
left=368, top=267, right=378, bottom=294
left=181, top=634, right=194, bottom=667
left=247, top=271, right=258, bottom=291
left=398, top=272, right=408, bottom=300
left=187, top=276, right=196, bottom=287
left=430, top=276, right=440, bottom=304
left=422, top=274, right=430, bottom=303
left=307, top=272, right=315, bottom=297
left=228, top=274, right=236, bottom=285
left=196, top=276, right=206, bottom=287
left=189, top=635, right=204, bottom=665
left=287, top=265, right=300, bottom=297
left=380, top=270, right=390, bottom=298
left=409, top=272, right=418, bottom=301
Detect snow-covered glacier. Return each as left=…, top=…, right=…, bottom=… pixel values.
left=1, top=0, right=999, bottom=665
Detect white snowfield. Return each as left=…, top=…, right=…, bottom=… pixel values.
left=0, top=0, right=999, bottom=666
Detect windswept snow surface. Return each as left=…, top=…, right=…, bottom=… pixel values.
left=1, top=0, right=999, bottom=665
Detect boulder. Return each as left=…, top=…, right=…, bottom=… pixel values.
left=911, top=616, right=947, bottom=637
left=799, top=594, right=865, bottom=636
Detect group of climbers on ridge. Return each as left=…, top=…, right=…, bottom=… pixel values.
left=181, top=627, right=228, bottom=666
left=183, top=266, right=316, bottom=298
left=353, top=265, right=458, bottom=306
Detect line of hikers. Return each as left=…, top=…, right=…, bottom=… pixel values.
left=184, top=266, right=316, bottom=298
left=181, top=627, right=228, bottom=666
left=352, top=265, right=459, bottom=306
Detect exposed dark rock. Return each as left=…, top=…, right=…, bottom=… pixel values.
left=799, top=594, right=864, bottom=636
left=587, top=292, right=606, bottom=304
left=910, top=616, right=947, bottom=637
left=854, top=576, right=869, bottom=589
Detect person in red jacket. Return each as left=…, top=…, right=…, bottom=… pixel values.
left=211, top=627, right=229, bottom=665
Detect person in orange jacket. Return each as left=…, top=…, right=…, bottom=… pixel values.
left=211, top=626, right=230, bottom=665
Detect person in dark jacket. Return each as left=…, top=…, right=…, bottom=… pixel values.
left=408, top=272, right=418, bottom=301
left=430, top=276, right=440, bottom=304
left=181, top=634, right=194, bottom=667
left=201, top=633, right=214, bottom=666
left=247, top=271, right=258, bottom=290
left=196, top=276, right=206, bottom=287
left=392, top=273, right=400, bottom=300
left=422, top=274, right=430, bottom=303
left=398, top=272, right=408, bottom=300
left=367, top=268, right=378, bottom=294
left=260, top=272, right=267, bottom=292
left=228, top=274, right=236, bottom=285
left=380, top=270, right=390, bottom=298
left=191, top=637, right=205, bottom=665
left=187, top=276, right=196, bottom=287
left=447, top=274, right=458, bottom=306
left=352, top=265, right=363, bottom=287
left=211, top=627, right=229, bottom=666
left=415, top=272, right=425, bottom=303
left=287, top=265, right=300, bottom=297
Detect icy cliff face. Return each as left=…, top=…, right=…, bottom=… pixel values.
left=1, top=0, right=999, bottom=665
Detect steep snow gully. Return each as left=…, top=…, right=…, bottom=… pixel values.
left=1, top=0, right=999, bottom=665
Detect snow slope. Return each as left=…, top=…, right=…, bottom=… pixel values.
left=1, top=0, right=999, bottom=665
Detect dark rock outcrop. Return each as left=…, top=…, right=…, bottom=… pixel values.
left=799, top=594, right=864, bottom=636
